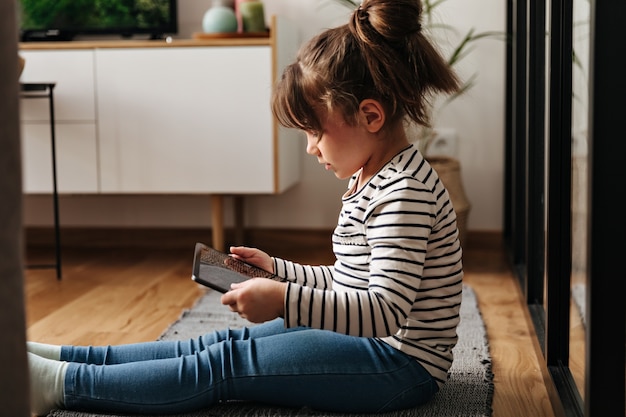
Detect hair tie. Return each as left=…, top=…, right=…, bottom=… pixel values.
left=356, top=5, right=368, bottom=20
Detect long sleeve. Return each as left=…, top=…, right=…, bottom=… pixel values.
left=272, top=258, right=335, bottom=290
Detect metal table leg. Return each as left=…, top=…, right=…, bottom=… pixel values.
left=20, top=82, right=62, bottom=279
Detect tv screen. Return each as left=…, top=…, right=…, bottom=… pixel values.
left=19, top=0, right=178, bottom=41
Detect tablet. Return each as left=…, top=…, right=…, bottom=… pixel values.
left=191, top=242, right=282, bottom=293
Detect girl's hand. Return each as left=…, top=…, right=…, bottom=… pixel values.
left=229, top=246, right=274, bottom=274
left=220, top=278, right=287, bottom=323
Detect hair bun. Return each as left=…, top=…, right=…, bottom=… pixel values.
left=351, top=0, right=423, bottom=45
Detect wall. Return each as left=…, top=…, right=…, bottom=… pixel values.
left=23, top=0, right=505, bottom=232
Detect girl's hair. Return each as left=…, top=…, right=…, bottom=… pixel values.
left=272, top=0, right=459, bottom=133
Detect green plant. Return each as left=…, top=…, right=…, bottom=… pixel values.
left=329, top=0, right=503, bottom=155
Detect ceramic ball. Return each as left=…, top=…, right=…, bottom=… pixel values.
left=202, top=6, right=238, bottom=33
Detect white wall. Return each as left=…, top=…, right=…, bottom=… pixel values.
left=23, top=0, right=506, bottom=231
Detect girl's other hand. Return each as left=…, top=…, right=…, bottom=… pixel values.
left=220, top=278, right=287, bottom=323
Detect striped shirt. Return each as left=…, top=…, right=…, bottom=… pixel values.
left=273, top=144, right=464, bottom=387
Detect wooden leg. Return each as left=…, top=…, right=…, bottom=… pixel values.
left=233, top=195, right=245, bottom=245
left=210, top=194, right=224, bottom=251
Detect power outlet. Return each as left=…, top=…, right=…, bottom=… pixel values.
left=429, top=128, right=458, bottom=157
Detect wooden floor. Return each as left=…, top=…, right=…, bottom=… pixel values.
left=23, top=228, right=559, bottom=417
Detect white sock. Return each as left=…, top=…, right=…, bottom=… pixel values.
left=27, top=341, right=62, bottom=361
left=28, top=352, right=67, bottom=416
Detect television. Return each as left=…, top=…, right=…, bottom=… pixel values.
left=19, top=0, right=178, bottom=42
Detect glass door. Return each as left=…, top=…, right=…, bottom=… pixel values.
left=568, top=0, right=590, bottom=402
left=506, top=1, right=625, bottom=416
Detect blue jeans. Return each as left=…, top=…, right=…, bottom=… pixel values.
left=61, top=319, right=438, bottom=414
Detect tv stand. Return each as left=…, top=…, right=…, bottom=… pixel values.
left=21, top=30, right=75, bottom=42
left=119, top=33, right=167, bottom=40
left=149, top=33, right=167, bottom=40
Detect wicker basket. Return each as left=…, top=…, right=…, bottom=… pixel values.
left=18, top=55, right=25, bottom=76
left=427, top=156, right=471, bottom=247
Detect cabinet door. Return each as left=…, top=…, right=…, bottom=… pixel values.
left=19, top=50, right=99, bottom=193
left=96, top=47, right=275, bottom=194
left=19, top=50, right=96, bottom=121
left=21, top=124, right=99, bottom=193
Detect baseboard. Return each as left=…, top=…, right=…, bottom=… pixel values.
left=25, top=226, right=503, bottom=251
left=463, top=230, right=504, bottom=250
left=24, top=227, right=333, bottom=250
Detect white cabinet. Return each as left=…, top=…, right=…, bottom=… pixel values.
left=19, top=50, right=99, bottom=193
left=19, top=16, right=301, bottom=196
left=96, top=46, right=277, bottom=193
left=19, top=16, right=301, bottom=249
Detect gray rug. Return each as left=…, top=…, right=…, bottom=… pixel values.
left=49, top=284, right=493, bottom=417
left=571, top=283, right=587, bottom=328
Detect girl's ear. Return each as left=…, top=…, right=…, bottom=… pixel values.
left=359, top=99, right=385, bottom=133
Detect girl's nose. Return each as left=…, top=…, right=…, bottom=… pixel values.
left=305, top=134, right=319, bottom=156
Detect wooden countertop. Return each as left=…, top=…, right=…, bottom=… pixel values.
left=19, top=33, right=271, bottom=50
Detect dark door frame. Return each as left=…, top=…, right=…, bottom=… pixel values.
left=504, top=1, right=626, bottom=416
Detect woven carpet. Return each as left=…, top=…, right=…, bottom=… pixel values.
left=571, top=283, right=587, bottom=328
left=48, top=284, right=493, bottom=417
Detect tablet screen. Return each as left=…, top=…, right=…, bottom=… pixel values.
left=191, top=242, right=281, bottom=293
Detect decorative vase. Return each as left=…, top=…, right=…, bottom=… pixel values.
left=427, top=156, right=471, bottom=247
left=202, top=5, right=238, bottom=33
left=236, top=0, right=266, bottom=33
left=235, top=0, right=251, bottom=33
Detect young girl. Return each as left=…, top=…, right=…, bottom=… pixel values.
left=28, top=0, right=463, bottom=414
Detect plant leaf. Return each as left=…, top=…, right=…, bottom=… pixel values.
left=330, top=0, right=360, bottom=9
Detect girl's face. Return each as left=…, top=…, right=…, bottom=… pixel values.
left=303, top=100, right=408, bottom=185
left=304, top=111, right=374, bottom=180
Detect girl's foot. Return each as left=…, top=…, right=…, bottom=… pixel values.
left=27, top=341, right=61, bottom=361
left=28, top=352, right=67, bottom=416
